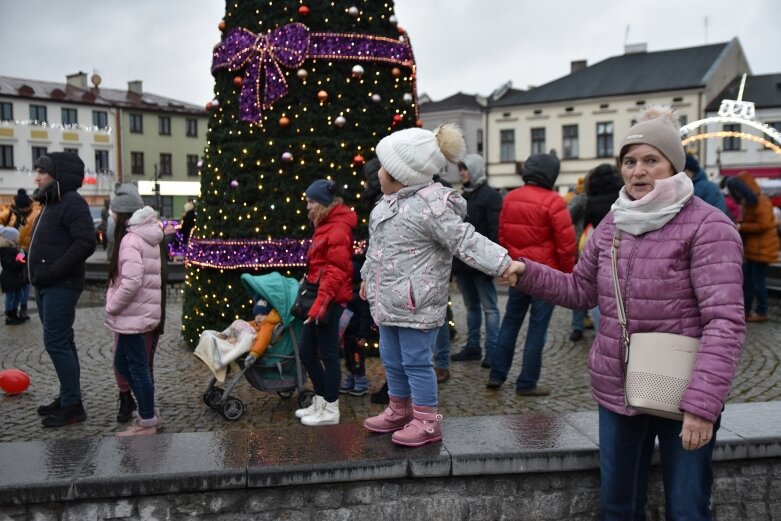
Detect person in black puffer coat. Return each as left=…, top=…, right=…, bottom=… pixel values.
left=28, top=152, right=97, bottom=428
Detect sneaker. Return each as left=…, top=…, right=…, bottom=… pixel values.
left=746, top=314, right=768, bottom=323
left=349, top=376, right=369, bottom=396
left=37, top=397, right=61, bottom=416
left=569, top=329, right=584, bottom=341
left=450, top=349, right=481, bottom=362
left=41, top=402, right=86, bottom=427
left=301, top=399, right=340, bottom=426
left=515, top=385, right=550, bottom=396
left=486, top=379, right=503, bottom=390
left=339, top=373, right=355, bottom=394
left=434, top=368, right=450, bottom=383
left=295, top=395, right=324, bottom=419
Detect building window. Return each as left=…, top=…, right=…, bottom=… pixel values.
left=61, top=107, right=78, bottom=125
left=679, top=115, right=687, bottom=127
left=186, top=118, right=198, bottom=137
left=131, top=152, right=145, bottom=175
left=0, top=145, right=13, bottom=168
left=500, top=129, right=515, bottom=162
left=92, top=110, right=108, bottom=128
left=531, top=128, right=546, bottom=155
left=562, top=124, right=579, bottom=159
left=0, top=102, right=12, bottom=121
left=476, top=129, right=483, bottom=154
left=32, top=146, right=47, bottom=162
left=63, top=148, right=79, bottom=155
left=596, top=122, right=614, bottom=157
left=765, top=122, right=781, bottom=150
left=186, top=154, right=200, bottom=176
left=95, top=150, right=109, bottom=173
left=723, top=124, right=741, bottom=151
left=142, top=195, right=173, bottom=218
left=30, top=104, right=47, bottom=122
left=159, top=116, right=171, bottom=136
left=129, top=113, right=143, bottom=133
left=159, top=153, right=172, bottom=176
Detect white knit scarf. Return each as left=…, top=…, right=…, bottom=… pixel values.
left=611, top=172, right=694, bottom=235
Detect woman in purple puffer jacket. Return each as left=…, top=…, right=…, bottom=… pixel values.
left=502, top=106, right=745, bottom=520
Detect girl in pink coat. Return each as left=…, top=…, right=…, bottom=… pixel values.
left=105, top=183, right=163, bottom=436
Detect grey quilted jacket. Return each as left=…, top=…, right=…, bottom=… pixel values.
left=362, top=182, right=511, bottom=329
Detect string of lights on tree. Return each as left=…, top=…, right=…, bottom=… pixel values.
left=182, top=0, right=420, bottom=345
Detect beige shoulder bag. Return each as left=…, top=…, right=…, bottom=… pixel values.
left=610, top=229, right=699, bottom=421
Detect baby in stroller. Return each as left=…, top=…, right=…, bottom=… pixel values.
left=194, top=298, right=281, bottom=383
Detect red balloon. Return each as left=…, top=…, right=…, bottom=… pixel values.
left=0, top=368, right=30, bottom=394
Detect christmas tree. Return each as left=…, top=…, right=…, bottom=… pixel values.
left=182, top=0, right=420, bottom=345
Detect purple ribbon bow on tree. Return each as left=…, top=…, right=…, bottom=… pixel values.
left=212, top=22, right=415, bottom=124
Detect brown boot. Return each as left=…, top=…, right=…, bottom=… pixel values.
left=391, top=405, right=443, bottom=447
left=363, top=396, right=412, bottom=433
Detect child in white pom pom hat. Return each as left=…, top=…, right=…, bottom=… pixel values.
left=360, top=124, right=520, bottom=447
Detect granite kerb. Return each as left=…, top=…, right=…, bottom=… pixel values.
left=1, top=402, right=779, bottom=506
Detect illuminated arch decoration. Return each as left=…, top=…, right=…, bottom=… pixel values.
left=679, top=74, right=781, bottom=156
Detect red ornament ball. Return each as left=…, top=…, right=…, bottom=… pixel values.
left=392, top=114, right=403, bottom=125
left=206, top=101, right=213, bottom=111
left=298, top=5, right=310, bottom=16
left=279, top=116, right=291, bottom=128
left=233, top=76, right=243, bottom=87
left=353, top=154, right=365, bottom=166
left=218, top=20, right=226, bottom=32
left=0, top=368, right=30, bottom=395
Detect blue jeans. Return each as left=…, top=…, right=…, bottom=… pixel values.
left=379, top=325, right=438, bottom=407
left=431, top=321, right=450, bottom=370
left=489, top=288, right=555, bottom=391
left=20, top=284, right=30, bottom=310
left=299, top=304, right=344, bottom=403
left=454, top=274, right=500, bottom=359
left=743, top=261, right=768, bottom=316
left=5, top=289, right=22, bottom=313
left=35, top=287, right=83, bottom=407
left=599, top=406, right=718, bottom=521
left=114, top=333, right=156, bottom=420
left=571, top=308, right=587, bottom=331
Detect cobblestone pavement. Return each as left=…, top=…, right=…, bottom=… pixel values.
left=1, top=285, right=779, bottom=442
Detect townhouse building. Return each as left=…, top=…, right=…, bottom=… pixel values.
left=0, top=72, right=208, bottom=216
left=485, top=39, right=750, bottom=191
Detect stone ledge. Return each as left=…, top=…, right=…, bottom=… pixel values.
left=2, top=401, right=780, bottom=506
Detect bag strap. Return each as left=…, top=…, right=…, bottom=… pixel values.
left=610, top=228, right=631, bottom=361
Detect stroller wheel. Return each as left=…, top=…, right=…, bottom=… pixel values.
left=220, top=397, right=244, bottom=421
left=204, top=388, right=224, bottom=409
left=298, top=390, right=316, bottom=408
left=277, top=390, right=293, bottom=399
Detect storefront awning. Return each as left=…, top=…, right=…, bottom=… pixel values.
left=721, top=166, right=781, bottom=178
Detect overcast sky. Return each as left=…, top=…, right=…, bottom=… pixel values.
left=1, top=0, right=779, bottom=107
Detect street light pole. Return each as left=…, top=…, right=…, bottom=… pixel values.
left=153, top=164, right=161, bottom=214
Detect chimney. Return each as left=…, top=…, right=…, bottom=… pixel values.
left=66, top=72, right=88, bottom=90
left=624, top=43, right=647, bottom=54
left=128, top=80, right=143, bottom=95
left=570, top=60, right=587, bottom=73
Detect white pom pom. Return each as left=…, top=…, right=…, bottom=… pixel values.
left=636, top=105, right=680, bottom=127
left=433, top=123, right=466, bottom=163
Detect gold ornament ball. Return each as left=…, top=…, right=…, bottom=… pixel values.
left=233, top=76, right=243, bottom=87
left=297, top=68, right=308, bottom=80
left=279, top=116, right=291, bottom=128
left=391, top=67, right=401, bottom=78
left=317, top=90, right=328, bottom=102
left=218, top=20, right=226, bottom=31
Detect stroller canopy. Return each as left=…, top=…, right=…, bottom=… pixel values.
left=240, top=272, right=300, bottom=325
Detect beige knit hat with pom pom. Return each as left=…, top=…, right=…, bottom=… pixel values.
left=619, top=105, right=685, bottom=173
left=376, top=123, right=466, bottom=186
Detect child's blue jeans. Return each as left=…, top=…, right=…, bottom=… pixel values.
left=114, top=333, right=156, bottom=420
left=379, top=325, right=438, bottom=407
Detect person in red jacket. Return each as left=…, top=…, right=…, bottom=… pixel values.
left=293, top=179, right=357, bottom=427
left=487, top=153, right=576, bottom=395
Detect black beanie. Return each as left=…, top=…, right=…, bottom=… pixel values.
left=14, top=188, right=32, bottom=209
left=33, top=152, right=84, bottom=180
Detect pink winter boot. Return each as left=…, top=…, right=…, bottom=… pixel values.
left=391, top=405, right=442, bottom=447
left=363, top=396, right=413, bottom=433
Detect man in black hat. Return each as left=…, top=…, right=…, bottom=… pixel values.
left=28, top=152, right=96, bottom=427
